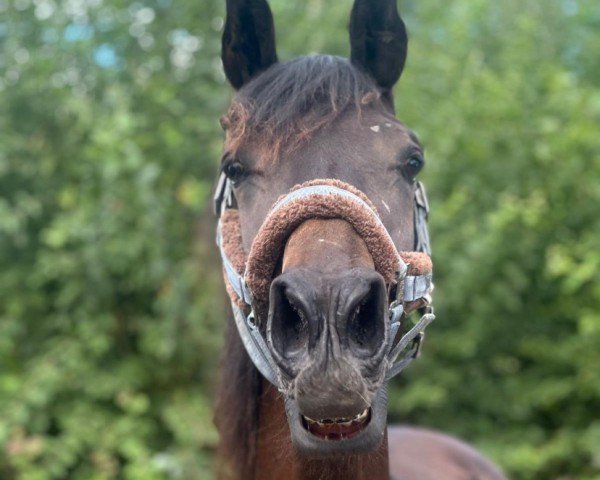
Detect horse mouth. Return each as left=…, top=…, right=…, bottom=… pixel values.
left=301, top=408, right=371, bottom=440
left=285, top=387, right=387, bottom=456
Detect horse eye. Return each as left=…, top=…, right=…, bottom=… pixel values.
left=223, top=160, right=246, bottom=183
left=405, top=154, right=424, bottom=177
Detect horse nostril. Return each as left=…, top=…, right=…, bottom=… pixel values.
left=268, top=275, right=311, bottom=364
left=267, top=269, right=388, bottom=376
left=346, top=274, right=387, bottom=356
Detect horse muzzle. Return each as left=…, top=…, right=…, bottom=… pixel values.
left=268, top=265, right=389, bottom=406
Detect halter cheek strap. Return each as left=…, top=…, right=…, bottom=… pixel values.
left=214, top=177, right=435, bottom=391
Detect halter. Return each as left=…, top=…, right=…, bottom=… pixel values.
left=214, top=174, right=435, bottom=392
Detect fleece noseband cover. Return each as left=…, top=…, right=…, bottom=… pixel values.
left=216, top=177, right=435, bottom=388
left=219, top=179, right=432, bottom=316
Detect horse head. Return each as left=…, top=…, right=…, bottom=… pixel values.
left=217, top=0, right=433, bottom=459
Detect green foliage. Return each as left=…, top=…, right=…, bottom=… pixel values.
left=389, top=3, right=600, bottom=479
left=0, top=0, right=226, bottom=478
left=0, top=0, right=598, bottom=479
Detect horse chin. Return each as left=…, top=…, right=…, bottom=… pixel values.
left=284, top=385, right=389, bottom=457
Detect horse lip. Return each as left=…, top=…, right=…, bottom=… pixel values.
left=301, top=408, right=371, bottom=440
left=284, top=386, right=388, bottom=457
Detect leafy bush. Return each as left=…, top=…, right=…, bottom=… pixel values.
left=0, top=0, right=598, bottom=478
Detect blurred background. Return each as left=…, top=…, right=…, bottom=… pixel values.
left=0, top=0, right=598, bottom=478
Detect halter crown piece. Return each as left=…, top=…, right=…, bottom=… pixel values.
left=214, top=175, right=435, bottom=392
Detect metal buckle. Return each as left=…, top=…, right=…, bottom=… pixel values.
left=247, top=310, right=257, bottom=329
left=213, top=172, right=235, bottom=217
left=389, top=302, right=404, bottom=324
left=392, top=258, right=408, bottom=304
left=213, top=172, right=227, bottom=216
left=415, top=181, right=430, bottom=217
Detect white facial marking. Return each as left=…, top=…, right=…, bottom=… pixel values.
left=318, top=239, right=342, bottom=248
left=370, top=125, right=380, bottom=132
left=382, top=200, right=391, bottom=213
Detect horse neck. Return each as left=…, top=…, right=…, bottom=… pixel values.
left=215, top=316, right=262, bottom=479
left=254, top=379, right=391, bottom=480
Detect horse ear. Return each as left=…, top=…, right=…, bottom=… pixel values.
left=221, top=0, right=278, bottom=90
left=349, top=0, right=408, bottom=99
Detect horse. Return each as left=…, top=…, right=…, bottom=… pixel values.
left=213, top=0, right=507, bottom=479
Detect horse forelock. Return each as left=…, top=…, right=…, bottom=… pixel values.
left=223, top=55, right=383, bottom=163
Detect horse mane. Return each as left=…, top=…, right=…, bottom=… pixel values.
left=214, top=314, right=262, bottom=479
left=223, top=54, right=383, bottom=159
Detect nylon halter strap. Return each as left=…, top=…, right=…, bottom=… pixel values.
left=214, top=175, right=435, bottom=391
